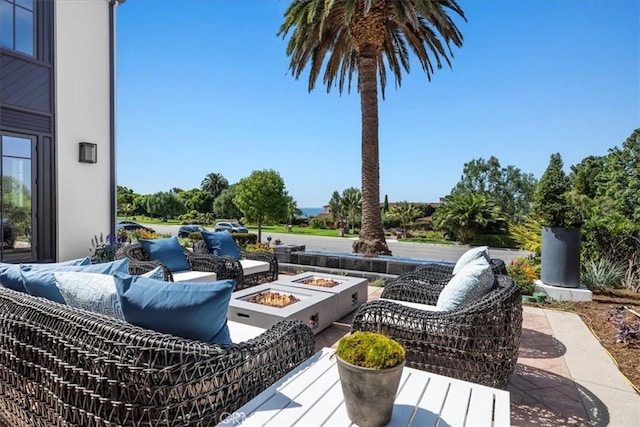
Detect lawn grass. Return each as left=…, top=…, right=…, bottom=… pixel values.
left=118, top=216, right=181, bottom=225
left=249, top=225, right=356, bottom=237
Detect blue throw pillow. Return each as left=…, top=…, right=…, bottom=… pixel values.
left=0, top=257, right=91, bottom=293
left=114, top=273, right=233, bottom=345
left=201, top=230, right=241, bottom=260
left=437, top=258, right=494, bottom=311
left=21, top=258, right=130, bottom=304
left=452, top=246, right=490, bottom=275
left=139, top=236, right=190, bottom=272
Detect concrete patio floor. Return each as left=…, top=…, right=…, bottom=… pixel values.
left=315, top=287, right=640, bottom=427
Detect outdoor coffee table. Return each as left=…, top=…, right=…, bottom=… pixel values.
left=218, top=347, right=510, bottom=426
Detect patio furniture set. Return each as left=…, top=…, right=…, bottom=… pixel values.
left=0, top=233, right=521, bottom=426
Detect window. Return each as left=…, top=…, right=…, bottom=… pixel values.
left=0, top=134, right=34, bottom=261
left=0, top=0, right=34, bottom=56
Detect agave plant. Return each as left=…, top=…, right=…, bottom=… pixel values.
left=581, top=258, right=625, bottom=291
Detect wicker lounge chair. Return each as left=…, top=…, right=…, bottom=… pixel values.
left=0, top=287, right=315, bottom=426
left=193, top=240, right=278, bottom=289
left=389, top=258, right=508, bottom=288
left=351, top=274, right=522, bottom=389
left=115, top=243, right=241, bottom=283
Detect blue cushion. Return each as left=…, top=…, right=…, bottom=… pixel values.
left=0, top=257, right=91, bottom=293
left=452, top=246, right=490, bottom=275
left=53, top=272, right=125, bottom=319
left=139, top=236, right=190, bottom=272
left=201, top=230, right=241, bottom=260
left=114, top=273, right=233, bottom=344
left=437, top=259, right=494, bottom=311
left=21, top=258, right=130, bottom=304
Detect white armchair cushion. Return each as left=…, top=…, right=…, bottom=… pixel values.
left=239, top=259, right=270, bottom=276
left=172, top=270, right=218, bottom=283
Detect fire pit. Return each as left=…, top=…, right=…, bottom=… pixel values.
left=275, top=273, right=369, bottom=319
left=300, top=277, right=340, bottom=288
left=228, top=283, right=336, bottom=335
left=247, top=291, right=300, bottom=308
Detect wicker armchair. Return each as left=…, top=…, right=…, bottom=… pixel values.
left=193, top=240, right=278, bottom=290
left=0, top=287, right=315, bottom=426
left=351, top=274, right=522, bottom=389
left=115, top=243, right=241, bottom=283
left=388, top=258, right=508, bottom=289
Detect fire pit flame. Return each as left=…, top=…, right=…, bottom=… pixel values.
left=299, top=277, right=340, bottom=288
left=247, top=291, right=300, bottom=308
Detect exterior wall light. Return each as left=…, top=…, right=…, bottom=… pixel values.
left=79, top=142, right=97, bottom=163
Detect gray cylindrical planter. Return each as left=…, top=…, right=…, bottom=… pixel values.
left=541, top=226, right=581, bottom=288
left=336, top=356, right=404, bottom=427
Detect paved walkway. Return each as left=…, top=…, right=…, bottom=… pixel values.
left=315, top=287, right=640, bottom=427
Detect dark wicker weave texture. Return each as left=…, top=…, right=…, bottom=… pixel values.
left=116, top=243, right=242, bottom=284
left=0, top=288, right=315, bottom=426
left=351, top=275, right=522, bottom=389
left=192, top=240, right=278, bottom=290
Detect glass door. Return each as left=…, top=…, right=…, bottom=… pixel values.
left=0, top=134, right=34, bottom=261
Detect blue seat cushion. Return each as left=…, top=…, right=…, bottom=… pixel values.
left=201, top=230, right=241, bottom=260
left=20, top=258, right=130, bottom=304
left=0, top=257, right=92, bottom=293
left=114, top=273, right=233, bottom=345
left=139, top=236, right=190, bottom=272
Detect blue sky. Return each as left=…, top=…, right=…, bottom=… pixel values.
left=116, top=0, right=639, bottom=207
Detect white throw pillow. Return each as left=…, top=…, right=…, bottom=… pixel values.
left=452, top=246, right=490, bottom=275
left=54, top=272, right=124, bottom=319
left=437, top=259, right=494, bottom=311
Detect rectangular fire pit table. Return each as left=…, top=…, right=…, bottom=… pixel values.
left=274, top=272, right=368, bottom=319
left=228, top=283, right=336, bottom=335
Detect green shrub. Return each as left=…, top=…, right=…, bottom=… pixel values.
left=582, top=258, right=625, bottom=291
left=231, top=233, right=257, bottom=247
left=336, top=331, right=405, bottom=369
left=308, top=216, right=328, bottom=229
left=509, top=216, right=542, bottom=255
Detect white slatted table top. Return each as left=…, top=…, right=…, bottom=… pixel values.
left=218, top=347, right=510, bottom=426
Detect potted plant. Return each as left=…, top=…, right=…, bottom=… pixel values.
left=531, top=153, right=582, bottom=288
left=335, top=331, right=405, bottom=427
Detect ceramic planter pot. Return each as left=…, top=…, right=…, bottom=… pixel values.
left=541, top=227, right=581, bottom=288
left=336, top=355, right=404, bottom=427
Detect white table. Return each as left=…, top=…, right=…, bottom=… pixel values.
left=218, top=348, right=510, bottom=426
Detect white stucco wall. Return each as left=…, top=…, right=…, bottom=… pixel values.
left=54, top=0, right=113, bottom=260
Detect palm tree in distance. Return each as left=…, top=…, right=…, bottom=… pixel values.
left=279, top=0, right=465, bottom=255
left=200, top=172, right=229, bottom=200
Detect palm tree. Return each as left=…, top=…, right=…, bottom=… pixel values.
left=200, top=172, right=229, bottom=199
left=433, top=192, right=503, bottom=243
left=286, top=197, right=303, bottom=227
left=341, top=187, right=362, bottom=233
left=280, top=0, right=465, bottom=255
left=388, top=201, right=420, bottom=239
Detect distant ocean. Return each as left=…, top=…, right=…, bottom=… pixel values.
left=300, top=207, right=324, bottom=218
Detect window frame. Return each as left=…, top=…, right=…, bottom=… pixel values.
left=0, top=0, right=35, bottom=57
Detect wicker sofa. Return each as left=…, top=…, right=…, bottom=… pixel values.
left=0, top=287, right=315, bottom=426
left=351, top=273, right=522, bottom=389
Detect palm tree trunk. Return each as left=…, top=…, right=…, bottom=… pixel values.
left=352, top=46, right=391, bottom=256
